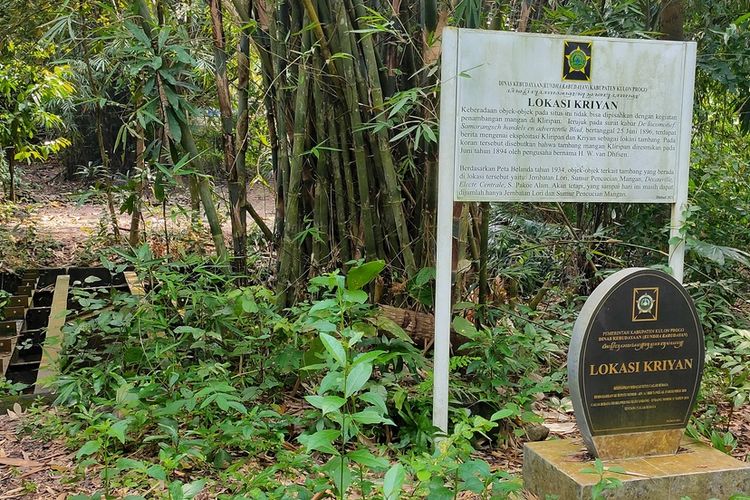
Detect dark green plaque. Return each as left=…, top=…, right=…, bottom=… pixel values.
left=569, top=268, right=704, bottom=457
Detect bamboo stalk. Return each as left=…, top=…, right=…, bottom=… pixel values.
left=277, top=32, right=311, bottom=306
left=181, top=132, right=228, bottom=258
left=329, top=0, right=378, bottom=258
left=135, top=0, right=227, bottom=257
left=335, top=113, right=360, bottom=254
left=6, top=149, right=14, bottom=202
left=311, top=59, right=331, bottom=269
left=270, top=0, right=291, bottom=244
left=350, top=0, right=416, bottom=275
left=129, top=111, right=145, bottom=247
left=208, top=0, right=246, bottom=272
left=327, top=107, right=351, bottom=265
left=478, top=202, right=489, bottom=324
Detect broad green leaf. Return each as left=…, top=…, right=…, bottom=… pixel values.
left=319, top=370, right=343, bottom=395
left=168, top=481, right=184, bottom=500
left=307, top=319, right=337, bottom=333
left=298, top=429, right=340, bottom=455
left=305, top=395, right=346, bottom=415
left=345, top=362, right=372, bottom=398
left=146, top=464, right=167, bottom=480
left=215, top=394, right=229, bottom=411
left=182, top=480, right=206, bottom=499
left=76, top=440, right=101, bottom=459
left=115, top=382, right=139, bottom=407
left=124, top=20, right=151, bottom=46
left=320, top=332, right=347, bottom=366
left=352, top=350, right=386, bottom=367
left=346, top=260, right=385, bottom=290
left=322, top=455, right=352, bottom=494
left=343, top=289, right=368, bottom=304
left=108, top=419, right=130, bottom=444
left=347, top=448, right=389, bottom=469
left=359, top=390, right=388, bottom=414
left=115, top=458, right=144, bottom=471
left=166, top=109, right=182, bottom=144
left=352, top=409, right=393, bottom=425
left=452, top=316, right=478, bottom=339
left=368, top=314, right=413, bottom=343
left=490, top=404, right=518, bottom=421
left=226, top=401, right=248, bottom=414
left=309, top=298, right=338, bottom=316
left=458, top=460, right=491, bottom=491
left=384, top=463, right=406, bottom=500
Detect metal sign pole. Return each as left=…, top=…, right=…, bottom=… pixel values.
left=432, top=29, right=459, bottom=434
left=668, top=46, right=697, bottom=284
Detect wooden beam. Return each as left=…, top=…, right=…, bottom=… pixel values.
left=124, top=271, right=145, bottom=297
left=34, top=275, right=69, bottom=394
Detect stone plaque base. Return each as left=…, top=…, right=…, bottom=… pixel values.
left=524, top=438, right=750, bottom=499
left=592, top=428, right=683, bottom=459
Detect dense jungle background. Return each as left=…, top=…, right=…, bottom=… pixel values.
left=0, top=0, right=749, bottom=498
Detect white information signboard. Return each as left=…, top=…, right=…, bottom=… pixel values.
left=433, top=29, right=696, bottom=433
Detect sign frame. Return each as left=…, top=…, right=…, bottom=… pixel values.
left=432, top=28, right=697, bottom=433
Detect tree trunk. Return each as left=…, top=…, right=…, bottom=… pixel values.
left=6, top=148, right=15, bottom=203
left=94, top=106, right=122, bottom=242
left=208, top=0, right=246, bottom=272
left=129, top=118, right=145, bottom=247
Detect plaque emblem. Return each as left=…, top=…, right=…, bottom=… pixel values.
left=563, top=41, right=592, bottom=81
left=633, top=287, right=659, bottom=321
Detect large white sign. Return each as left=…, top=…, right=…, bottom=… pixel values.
left=441, top=30, right=696, bottom=203
left=432, top=29, right=697, bottom=435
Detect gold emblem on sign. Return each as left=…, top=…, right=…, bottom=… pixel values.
left=632, top=287, right=659, bottom=322
left=563, top=41, right=592, bottom=82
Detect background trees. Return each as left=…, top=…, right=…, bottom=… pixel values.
left=1, top=0, right=748, bottom=304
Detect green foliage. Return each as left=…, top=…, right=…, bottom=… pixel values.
left=705, top=326, right=750, bottom=409
left=581, top=458, right=625, bottom=499
left=450, top=302, right=568, bottom=435
left=0, top=41, right=73, bottom=197
left=298, top=262, right=397, bottom=496
left=538, top=0, right=660, bottom=38
left=399, top=412, right=522, bottom=499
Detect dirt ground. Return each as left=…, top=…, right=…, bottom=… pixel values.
left=4, top=162, right=276, bottom=266
left=1, top=401, right=748, bottom=498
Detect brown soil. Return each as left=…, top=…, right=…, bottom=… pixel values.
left=5, top=162, right=276, bottom=267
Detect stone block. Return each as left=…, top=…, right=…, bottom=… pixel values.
left=524, top=437, right=750, bottom=499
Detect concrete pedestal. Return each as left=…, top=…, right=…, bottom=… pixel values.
left=524, top=438, right=750, bottom=499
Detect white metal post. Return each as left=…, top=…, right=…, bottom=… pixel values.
left=668, top=43, right=697, bottom=284
left=432, top=28, right=459, bottom=434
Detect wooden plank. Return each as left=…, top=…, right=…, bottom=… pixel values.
left=0, top=337, right=14, bottom=354
left=0, top=336, right=18, bottom=377
left=8, top=295, right=31, bottom=308
left=0, top=320, right=21, bottom=336
left=3, top=306, right=25, bottom=320
left=124, top=271, right=145, bottom=297
left=34, top=275, right=69, bottom=394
